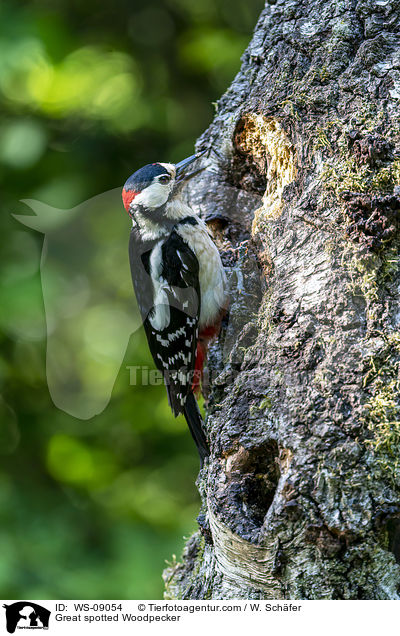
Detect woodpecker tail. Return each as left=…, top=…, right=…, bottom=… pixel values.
left=183, top=392, right=210, bottom=467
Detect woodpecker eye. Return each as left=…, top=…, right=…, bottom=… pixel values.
left=159, top=175, right=171, bottom=184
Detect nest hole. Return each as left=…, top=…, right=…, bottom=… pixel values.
left=220, top=440, right=281, bottom=538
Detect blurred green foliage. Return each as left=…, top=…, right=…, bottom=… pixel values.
left=0, top=0, right=262, bottom=599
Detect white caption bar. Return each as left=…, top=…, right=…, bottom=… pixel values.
left=0, top=599, right=397, bottom=636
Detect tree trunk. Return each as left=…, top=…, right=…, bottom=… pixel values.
left=163, top=0, right=400, bottom=599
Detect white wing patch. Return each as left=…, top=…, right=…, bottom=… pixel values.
left=149, top=291, right=170, bottom=331
left=149, top=241, right=170, bottom=331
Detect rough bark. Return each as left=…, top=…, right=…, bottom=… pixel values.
left=163, top=0, right=400, bottom=599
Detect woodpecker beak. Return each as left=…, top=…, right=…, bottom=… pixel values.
left=175, top=149, right=208, bottom=182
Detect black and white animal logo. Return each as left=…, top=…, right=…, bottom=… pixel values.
left=3, top=602, right=50, bottom=633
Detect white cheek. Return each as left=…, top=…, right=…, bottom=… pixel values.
left=134, top=183, right=170, bottom=209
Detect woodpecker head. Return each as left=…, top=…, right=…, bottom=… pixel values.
left=122, top=152, right=205, bottom=220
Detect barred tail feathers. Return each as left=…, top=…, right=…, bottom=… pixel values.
left=183, top=392, right=209, bottom=466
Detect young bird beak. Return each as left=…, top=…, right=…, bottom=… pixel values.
left=174, top=149, right=208, bottom=183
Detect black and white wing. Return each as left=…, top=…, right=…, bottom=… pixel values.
left=129, top=225, right=209, bottom=464
left=129, top=227, right=200, bottom=415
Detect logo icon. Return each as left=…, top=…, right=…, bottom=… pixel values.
left=3, top=602, right=50, bottom=633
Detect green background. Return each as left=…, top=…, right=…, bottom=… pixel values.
left=0, top=0, right=262, bottom=599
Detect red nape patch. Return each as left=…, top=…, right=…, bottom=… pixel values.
left=122, top=188, right=139, bottom=212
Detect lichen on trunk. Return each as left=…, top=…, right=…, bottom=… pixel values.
left=163, top=0, right=400, bottom=599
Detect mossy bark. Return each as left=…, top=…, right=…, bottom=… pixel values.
left=163, top=0, right=400, bottom=599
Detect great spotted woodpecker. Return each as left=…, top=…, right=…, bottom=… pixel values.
left=122, top=152, right=228, bottom=465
